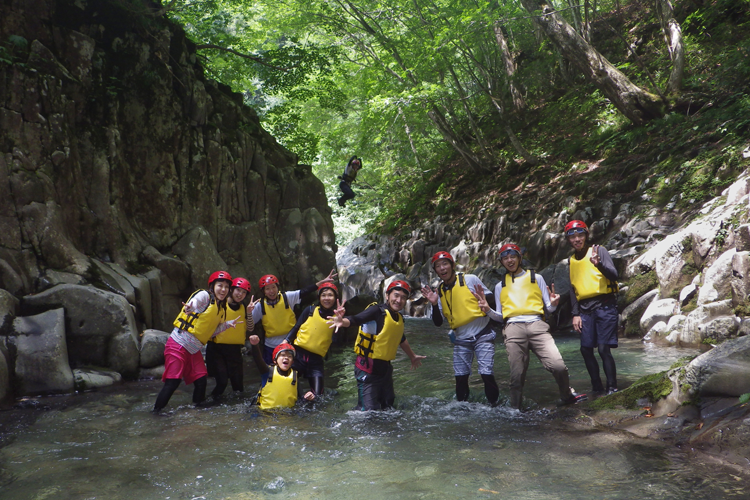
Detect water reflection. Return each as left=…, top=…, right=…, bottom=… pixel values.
left=0, top=319, right=743, bottom=499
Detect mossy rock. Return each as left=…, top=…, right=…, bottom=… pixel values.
left=624, top=271, right=658, bottom=306
left=588, top=357, right=694, bottom=410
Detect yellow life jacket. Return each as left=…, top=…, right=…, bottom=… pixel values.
left=569, top=247, right=619, bottom=301
left=212, top=303, right=246, bottom=345
left=261, top=292, right=296, bottom=338
left=353, top=304, right=404, bottom=361
left=438, top=273, right=486, bottom=329
left=258, top=366, right=298, bottom=409
left=499, top=270, right=544, bottom=319
left=294, top=306, right=333, bottom=357
left=172, top=289, right=225, bottom=344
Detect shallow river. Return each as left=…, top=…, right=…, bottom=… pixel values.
left=0, top=319, right=744, bottom=499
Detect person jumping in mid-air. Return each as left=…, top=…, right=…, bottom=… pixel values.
left=337, top=156, right=362, bottom=207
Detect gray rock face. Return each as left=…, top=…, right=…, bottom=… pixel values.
left=21, top=285, right=139, bottom=377
left=0, top=0, right=336, bottom=300
left=698, top=249, right=736, bottom=305
left=681, top=336, right=750, bottom=398
left=140, top=329, right=170, bottom=368
left=640, top=298, right=679, bottom=334
left=8, top=308, right=74, bottom=395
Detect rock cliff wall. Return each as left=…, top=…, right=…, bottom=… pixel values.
left=0, top=0, right=336, bottom=399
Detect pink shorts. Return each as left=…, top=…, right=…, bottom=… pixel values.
left=162, top=337, right=208, bottom=384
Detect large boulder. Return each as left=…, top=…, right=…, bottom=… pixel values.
left=731, top=251, right=750, bottom=307
left=7, top=308, right=75, bottom=395
left=640, top=298, right=679, bottom=334
left=619, top=289, right=658, bottom=336
left=679, top=336, right=750, bottom=398
left=140, top=329, right=170, bottom=368
left=680, top=300, right=733, bottom=345
left=697, top=248, right=736, bottom=305
left=21, top=284, right=139, bottom=377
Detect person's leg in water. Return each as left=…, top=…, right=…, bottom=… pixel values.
left=595, top=304, right=619, bottom=392
left=193, top=376, right=208, bottom=406
left=309, top=376, right=324, bottom=398
left=580, top=312, right=605, bottom=392
left=453, top=343, right=473, bottom=401
left=598, top=344, right=617, bottom=392
left=475, top=338, right=499, bottom=406
left=455, top=374, right=470, bottom=401
left=153, top=378, right=181, bottom=412
left=211, top=349, right=230, bottom=400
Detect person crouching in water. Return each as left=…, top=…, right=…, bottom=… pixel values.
left=205, top=277, right=257, bottom=402
left=283, top=283, right=339, bottom=399
left=153, top=271, right=244, bottom=413
left=421, top=252, right=500, bottom=406
left=248, top=338, right=314, bottom=409
left=476, top=244, right=586, bottom=409
left=328, top=280, right=425, bottom=411
left=565, top=220, right=620, bottom=395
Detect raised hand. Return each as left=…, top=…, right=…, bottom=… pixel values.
left=227, top=318, right=244, bottom=328
left=334, top=298, right=347, bottom=318
left=471, top=285, right=490, bottom=313
left=327, top=314, right=349, bottom=333
left=181, top=301, right=194, bottom=314
left=421, top=285, right=439, bottom=305
left=548, top=283, right=560, bottom=308
left=247, top=295, right=261, bottom=309
left=319, top=269, right=338, bottom=285
left=590, top=244, right=601, bottom=266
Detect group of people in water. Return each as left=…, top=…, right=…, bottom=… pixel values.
left=153, top=218, right=620, bottom=413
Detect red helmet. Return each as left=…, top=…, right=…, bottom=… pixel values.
left=272, top=341, right=296, bottom=361
left=386, top=280, right=411, bottom=296
left=318, top=282, right=338, bottom=296
left=208, top=271, right=232, bottom=286
left=564, top=220, right=589, bottom=236
left=499, top=243, right=522, bottom=258
left=231, top=277, right=252, bottom=292
left=431, top=251, right=454, bottom=267
left=259, top=274, right=279, bottom=289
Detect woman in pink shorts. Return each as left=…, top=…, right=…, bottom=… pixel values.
left=152, top=271, right=243, bottom=413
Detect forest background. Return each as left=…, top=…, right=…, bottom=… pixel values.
left=150, top=0, right=750, bottom=245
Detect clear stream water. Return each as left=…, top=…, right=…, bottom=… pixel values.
left=0, top=319, right=745, bottom=499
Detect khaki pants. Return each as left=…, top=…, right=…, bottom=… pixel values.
left=503, top=321, right=571, bottom=409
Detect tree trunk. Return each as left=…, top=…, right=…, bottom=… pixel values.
left=427, top=106, right=484, bottom=172
left=519, top=0, right=664, bottom=124
left=493, top=23, right=526, bottom=111
left=655, top=0, right=685, bottom=93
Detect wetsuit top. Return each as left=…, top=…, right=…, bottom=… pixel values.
left=258, top=365, right=298, bottom=409
left=286, top=305, right=335, bottom=357
left=569, top=246, right=619, bottom=315
left=489, top=270, right=557, bottom=324
left=212, top=301, right=247, bottom=345
left=353, top=303, right=404, bottom=362
left=171, top=290, right=227, bottom=353
left=432, top=273, right=491, bottom=340
left=250, top=283, right=317, bottom=347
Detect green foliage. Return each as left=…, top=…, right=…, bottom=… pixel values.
left=739, top=393, right=750, bottom=404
